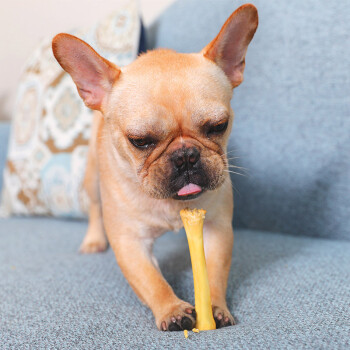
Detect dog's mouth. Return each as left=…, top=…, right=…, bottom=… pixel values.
left=172, top=183, right=204, bottom=201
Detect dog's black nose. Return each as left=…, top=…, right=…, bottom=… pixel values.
left=171, top=147, right=200, bottom=170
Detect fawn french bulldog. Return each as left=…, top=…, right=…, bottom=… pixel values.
left=52, top=4, right=258, bottom=331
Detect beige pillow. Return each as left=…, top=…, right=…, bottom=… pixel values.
left=1, top=0, right=141, bottom=218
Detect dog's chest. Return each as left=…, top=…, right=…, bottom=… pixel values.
left=159, top=203, right=183, bottom=232
left=164, top=214, right=184, bottom=233
left=150, top=200, right=185, bottom=233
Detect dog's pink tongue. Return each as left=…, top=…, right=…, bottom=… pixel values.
left=177, top=183, right=202, bottom=196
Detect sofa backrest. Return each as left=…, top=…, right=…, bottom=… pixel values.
left=147, top=0, right=350, bottom=240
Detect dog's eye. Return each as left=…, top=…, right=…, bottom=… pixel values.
left=129, top=137, right=155, bottom=149
left=207, top=121, right=229, bottom=135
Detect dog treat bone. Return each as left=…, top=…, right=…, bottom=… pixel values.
left=180, top=208, right=216, bottom=331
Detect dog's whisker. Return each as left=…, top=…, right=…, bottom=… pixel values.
left=224, top=176, right=242, bottom=197
left=226, top=164, right=248, bottom=170
left=227, top=168, right=248, bottom=174
left=231, top=182, right=241, bottom=197
left=222, top=155, right=250, bottom=172
left=225, top=149, right=237, bottom=154
left=227, top=170, right=249, bottom=177
left=226, top=165, right=250, bottom=175
left=221, top=157, right=250, bottom=172
left=223, top=169, right=246, bottom=177
left=223, top=163, right=250, bottom=176
left=222, top=153, right=239, bottom=158
left=225, top=157, right=240, bottom=162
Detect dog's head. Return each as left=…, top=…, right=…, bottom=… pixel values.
left=52, top=4, right=258, bottom=200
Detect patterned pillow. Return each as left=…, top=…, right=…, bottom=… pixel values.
left=0, top=0, right=141, bottom=218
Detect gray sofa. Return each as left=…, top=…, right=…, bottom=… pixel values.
left=1, top=0, right=349, bottom=349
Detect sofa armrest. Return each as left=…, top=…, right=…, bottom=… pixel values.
left=0, top=122, right=10, bottom=193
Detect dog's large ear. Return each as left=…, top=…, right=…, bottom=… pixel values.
left=202, top=4, right=258, bottom=88
left=52, top=33, right=121, bottom=111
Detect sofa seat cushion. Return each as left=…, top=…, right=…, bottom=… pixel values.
left=1, top=218, right=349, bottom=349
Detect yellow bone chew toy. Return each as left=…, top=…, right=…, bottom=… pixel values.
left=180, top=208, right=216, bottom=331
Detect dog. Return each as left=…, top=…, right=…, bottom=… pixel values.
left=52, top=4, right=258, bottom=331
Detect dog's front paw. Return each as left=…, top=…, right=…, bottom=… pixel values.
left=212, top=305, right=235, bottom=328
left=157, top=301, right=196, bottom=331
left=79, top=237, right=108, bottom=254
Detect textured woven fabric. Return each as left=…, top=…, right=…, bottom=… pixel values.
left=1, top=217, right=349, bottom=349
left=0, top=0, right=141, bottom=218
left=150, top=0, right=350, bottom=241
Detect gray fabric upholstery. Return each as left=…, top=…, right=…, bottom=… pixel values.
left=149, top=0, right=350, bottom=241
left=0, top=123, right=10, bottom=194
left=1, top=217, right=349, bottom=349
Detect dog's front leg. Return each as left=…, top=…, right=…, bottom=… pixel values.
left=204, top=221, right=235, bottom=328
left=80, top=113, right=107, bottom=254
left=109, top=233, right=196, bottom=331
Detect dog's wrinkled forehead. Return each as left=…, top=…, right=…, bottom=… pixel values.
left=123, top=49, right=232, bottom=101
left=108, top=49, right=232, bottom=134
